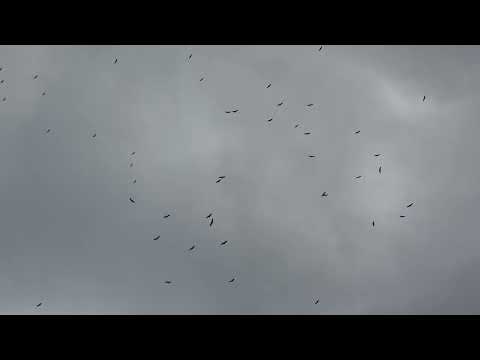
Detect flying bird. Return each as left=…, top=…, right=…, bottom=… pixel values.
left=199, top=77, right=205, bottom=82
left=216, top=179, right=222, bottom=183
left=314, top=299, right=320, bottom=304
left=406, top=202, right=414, bottom=208
left=266, top=83, right=271, bottom=88
left=306, top=104, right=314, bottom=107
left=220, top=241, right=228, bottom=246
left=277, top=101, right=284, bottom=107
left=372, top=220, right=375, bottom=227
left=188, top=245, right=196, bottom=251
left=188, top=54, right=192, bottom=60
left=355, top=130, right=361, bottom=134
left=218, top=176, right=226, bottom=179
left=0, top=80, right=4, bottom=84
left=163, top=214, right=171, bottom=219
left=379, top=166, right=382, bottom=174
left=374, top=154, right=381, bottom=157
left=92, top=133, right=96, bottom=138
left=132, top=179, right=137, bottom=184
left=308, top=155, right=316, bottom=158
left=164, top=281, right=172, bottom=284
left=35, top=302, right=42, bottom=308
left=422, top=96, right=426, bottom=102
left=206, top=213, right=213, bottom=219
left=114, top=59, right=118, bottom=64
left=0, top=67, right=2, bottom=71
left=318, top=46, right=323, bottom=51
left=41, top=91, right=46, bottom=96
left=294, top=124, right=300, bottom=128
left=400, top=215, right=406, bottom=218
left=45, top=129, right=51, bottom=134
left=321, top=192, right=328, bottom=197
left=267, top=118, right=273, bottom=122
left=129, top=163, right=134, bottom=168
left=153, top=235, right=160, bottom=241
left=225, top=111, right=231, bottom=114
left=129, top=197, right=135, bottom=204
left=131, top=152, right=136, bottom=156
left=33, top=74, right=38, bottom=79
left=304, top=132, right=311, bottom=135
left=355, top=176, right=362, bottom=179
left=209, top=218, right=214, bottom=227
left=228, top=278, right=235, bottom=283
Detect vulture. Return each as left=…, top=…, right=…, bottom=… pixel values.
left=0, top=80, right=4, bottom=84
left=132, top=179, right=137, bottom=184
left=232, top=110, right=239, bottom=113
left=92, top=133, right=96, bottom=138
left=308, top=155, right=316, bottom=158
left=153, top=235, right=160, bottom=241
left=407, top=202, right=414, bottom=208
left=216, top=179, right=222, bottom=183
left=131, top=152, right=136, bottom=156
left=218, top=176, right=226, bottom=179
left=129, top=197, right=135, bottom=204
left=225, top=111, right=231, bottom=114
left=188, top=54, right=192, bottom=60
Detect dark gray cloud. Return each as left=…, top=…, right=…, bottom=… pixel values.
left=0, top=45, right=479, bottom=314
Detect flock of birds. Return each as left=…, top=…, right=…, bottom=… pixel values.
left=1, top=46, right=422, bottom=311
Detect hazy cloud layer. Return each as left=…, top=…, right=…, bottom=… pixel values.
left=1, top=45, right=480, bottom=314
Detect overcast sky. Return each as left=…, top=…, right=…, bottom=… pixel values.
left=1, top=45, right=480, bottom=314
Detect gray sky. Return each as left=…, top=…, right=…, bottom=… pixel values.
left=1, top=45, right=480, bottom=314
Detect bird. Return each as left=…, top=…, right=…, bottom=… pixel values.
left=304, top=132, right=311, bottom=135
left=379, top=166, right=382, bottom=174
left=209, top=218, right=214, bottom=227
left=294, top=124, right=300, bottom=128
left=218, top=176, right=226, bottom=179
left=114, top=59, right=118, bottom=64
left=400, top=215, right=406, bottom=218
left=206, top=213, right=213, bottom=219
left=306, top=104, right=314, bottom=107
left=33, top=74, right=38, bottom=79
left=131, top=152, right=136, bottom=156
left=0, top=80, right=4, bottom=84
left=232, top=110, right=239, bottom=113
left=188, top=245, right=196, bottom=251
left=216, top=179, right=222, bottom=183
left=314, top=299, right=320, bottom=304
left=225, top=111, right=231, bottom=114
left=308, top=155, right=316, bottom=158
left=129, top=163, right=134, bottom=168
left=355, top=130, right=361, bottom=134
left=163, top=214, right=171, bottom=219
left=2, top=97, right=6, bottom=102
left=199, top=77, right=205, bottom=82
left=92, top=133, right=96, bottom=138
left=355, top=176, right=362, bottom=179
left=372, top=220, right=375, bottom=227
left=266, top=83, right=271, bottom=88
left=422, top=96, right=426, bottom=102
left=132, top=179, right=137, bottom=184
left=220, top=241, right=228, bottom=246
left=164, top=281, right=172, bottom=284
left=321, top=192, right=328, bottom=197
left=277, top=101, right=284, bottom=107
left=41, top=91, right=46, bottom=96
left=35, top=302, right=42, bottom=308
left=45, top=129, right=51, bottom=134
left=188, top=54, right=192, bottom=60
left=228, top=278, right=235, bottom=283
left=129, top=197, right=135, bottom=204
left=374, top=154, right=381, bottom=157
left=318, top=46, right=323, bottom=51
left=153, top=235, right=160, bottom=241
left=407, top=202, right=414, bottom=208
left=267, top=118, right=273, bottom=122
left=0, top=67, right=2, bottom=71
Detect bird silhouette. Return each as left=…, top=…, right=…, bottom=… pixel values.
left=129, top=197, right=135, bottom=204
left=131, top=152, right=136, bottom=156
left=422, top=96, right=426, bottom=102
left=92, top=133, right=96, bottom=138
left=321, top=192, right=328, bottom=197
left=318, top=46, right=323, bottom=51
left=33, top=74, right=38, bottom=79
left=277, top=101, right=284, bottom=107
left=45, top=129, right=51, bottom=134
left=225, top=111, right=231, bottom=114
left=164, top=281, right=172, bottom=284
left=114, top=59, right=118, bottom=64
left=218, top=176, right=226, bottom=179
left=216, top=179, right=222, bottom=183
left=0, top=67, right=2, bottom=71
left=308, top=155, right=316, bottom=158
left=304, top=132, right=311, bottom=135
left=220, top=241, right=228, bottom=246
left=153, top=235, right=160, bottom=241
left=163, top=214, right=171, bottom=219
left=41, top=91, right=46, bottom=96
left=294, top=124, right=300, bottom=128
left=0, top=80, right=4, bottom=84
left=314, top=299, right=320, bottom=304
left=129, top=163, right=134, bottom=168
left=400, top=215, right=406, bottom=218
left=372, top=220, right=375, bottom=227
left=188, top=54, right=192, bottom=60
left=355, top=176, right=362, bottom=179
left=209, top=218, right=214, bottom=227
left=206, top=213, right=213, bottom=219
left=407, top=202, right=414, bottom=208
left=307, top=104, right=314, bottom=107
left=199, top=77, right=205, bottom=82
left=266, top=83, right=271, bottom=88
left=267, top=118, right=273, bottom=122
left=2, top=97, right=6, bottom=102
left=35, top=302, right=42, bottom=308
left=379, top=166, right=382, bottom=174
left=132, top=179, right=137, bottom=184
left=355, top=130, right=361, bottom=134
left=188, top=245, right=196, bottom=251
left=232, top=110, right=238, bottom=113
left=374, top=154, right=381, bottom=157
left=228, top=278, right=235, bottom=283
